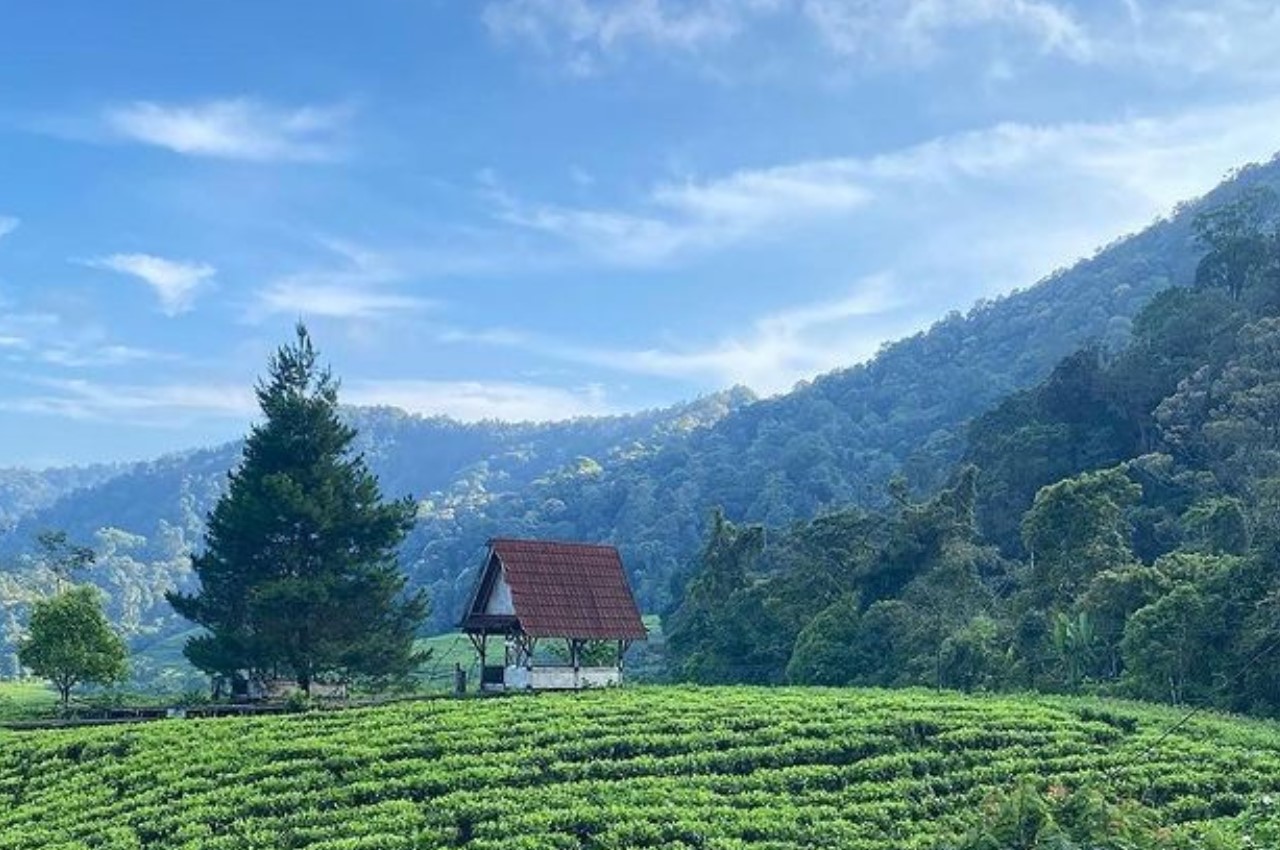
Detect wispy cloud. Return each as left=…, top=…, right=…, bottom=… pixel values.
left=0, top=378, right=255, bottom=425
left=1114, top=0, right=1280, bottom=79
left=1, top=375, right=612, bottom=427
left=491, top=99, right=1280, bottom=269
left=573, top=275, right=906, bottom=392
left=344, top=379, right=614, bottom=422
left=483, top=0, right=750, bottom=73
left=251, top=240, right=433, bottom=321
left=0, top=216, right=18, bottom=240
left=103, top=98, right=349, bottom=162
left=483, top=0, right=1280, bottom=78
left=84, top=253, right=216, bottom=316
left=256, top=283, right=431, bottom=321
left=491, top=158, right=872, bottom=264
left=483, top=0, right=1092, bottom=70
left=802, top=0, right=1092, bottom=63
left=443, top=276, right=907, bottom=394
left=469, top=99, right=1280, bottom=394
left=0, top=307, right=180, bottom=371
left=38, top=344, right=175, bottom=369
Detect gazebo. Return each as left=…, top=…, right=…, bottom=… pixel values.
left=460, top=538, right=648, bottom=692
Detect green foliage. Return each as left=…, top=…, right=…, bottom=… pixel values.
left=1020, top=468, right=1141, bottom=611
left=943, top=781, right=1170, bottom=850
left=663, top=191, right=1280, bottom=717
left=11, top=156, right=1275, bottom=658
left=1192, top=186, right=1279, bottom=303
left=167, top=325, right=427, bottom=693
left=785, top=594, right=861, bottom=685
left=0, top=688, right=1279, bottom=849
left=672, top=470, right=1001, bottom=689
left=17, top=586, right=127, bottom=708
left=664, top=510, right=768, bottom=683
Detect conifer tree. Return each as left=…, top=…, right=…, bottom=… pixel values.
left=168, top=325, right=427, bottom=693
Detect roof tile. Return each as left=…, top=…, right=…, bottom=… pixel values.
left=482, top=538, right=648, bottom=640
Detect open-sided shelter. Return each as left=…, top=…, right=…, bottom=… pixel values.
left=460, top=538, right=647, bottom=691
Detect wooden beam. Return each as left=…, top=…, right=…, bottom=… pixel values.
left=466, top=631, right=488, bottom=669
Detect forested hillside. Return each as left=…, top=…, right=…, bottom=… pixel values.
left=401, top=158, right=1280, bottom=625
left=0, top=392, right=750, bottom=673
left=667, top=182, right=1280, bottom=717
left=2, top=158, right=1278, bottom=677
left=0, top=465, right=122, bottom=529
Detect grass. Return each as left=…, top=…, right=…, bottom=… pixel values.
left=3, top=687, right=1280, bottom=849
left=0, top=680, right=56, bottom=721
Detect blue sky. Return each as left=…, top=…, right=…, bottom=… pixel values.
left=1, top=0, right=1279, bottom=467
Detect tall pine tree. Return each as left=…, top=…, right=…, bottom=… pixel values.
left=168, top=325, right=427, bottom=693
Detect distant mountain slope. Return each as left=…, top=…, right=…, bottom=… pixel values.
left=405, top=158, right=1280, bottom=622
left=3, top=157, right=1278, bottom=658
left=0, top=390, right=753, bottom=668
left=0, top=464, right=124, bottom=529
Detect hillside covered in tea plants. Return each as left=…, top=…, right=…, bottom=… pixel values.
left=4, top=687, right=1280, bottom=850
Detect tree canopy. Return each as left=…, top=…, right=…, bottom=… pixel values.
left=19, top=586, right=127, bottom=708
left=168, top=324, right=427, bottom=693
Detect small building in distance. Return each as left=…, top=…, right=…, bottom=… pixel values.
left=460, top=538, right=648, bottom=692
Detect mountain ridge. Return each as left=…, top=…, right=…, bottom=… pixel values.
left=3, top=155, right=1278, bottom=670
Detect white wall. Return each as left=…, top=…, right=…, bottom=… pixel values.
left=483, top=568, right=515, bottom=615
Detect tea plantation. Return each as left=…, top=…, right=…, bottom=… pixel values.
left=3, top=687, right=1280, bottom=849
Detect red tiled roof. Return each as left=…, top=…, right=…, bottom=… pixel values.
left=472, top=538, right=648, bottom=640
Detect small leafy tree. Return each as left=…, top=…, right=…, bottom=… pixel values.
left=18, top=586, right=127, bottom=709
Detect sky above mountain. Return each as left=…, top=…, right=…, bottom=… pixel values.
left=1, top=1, right=1279, bottom=466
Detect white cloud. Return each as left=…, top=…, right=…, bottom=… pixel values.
left=483, top=0, right=1091, bottom=69
left=483, top=0, right=753, bottom=73
left=344, top=379, right=614, bottom=422
left=38, top=344, right=174, bottom=369
left=1, top=378, right=255, bottom=425
left=574, top=275, right=906, bottom=392
left=1, top=373, right=613, bottom=428
left=256, top=282, right=432, bottom=320
left=251, top=240, right=433, bottom=321
left=802, top=0, right=1092, bottom=63
left=85, top=253, right=215, bottom=316
left=474, top=99, right=1280, bottom=394
left=0, top=306, right=182, bottom=372
left=494, top=99, right=1280, bottom=269
left=0, top=216, right=18, bottom=240
left=443, top=276, right=906, bottom=394
left=492, top=158, right=872, bottom=264
left=1114, top=0, right=1280, bottom=79
left=482, top=0, right=1280, bottom=79
left=104, top=98, right=348, bottom=162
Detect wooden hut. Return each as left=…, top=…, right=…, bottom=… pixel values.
left=460, top=538, right=648, bottom=692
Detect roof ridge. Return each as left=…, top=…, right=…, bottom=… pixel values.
left=465, top=537, right=648, bottom=640
left=489, top=536, right=619, bottom=550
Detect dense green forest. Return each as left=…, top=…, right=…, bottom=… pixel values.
left=1, top=158, right=1278, bottom=688
left=0, top=392, right=749, bottom=676
left=667, top=184, right=1280, bottom=715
